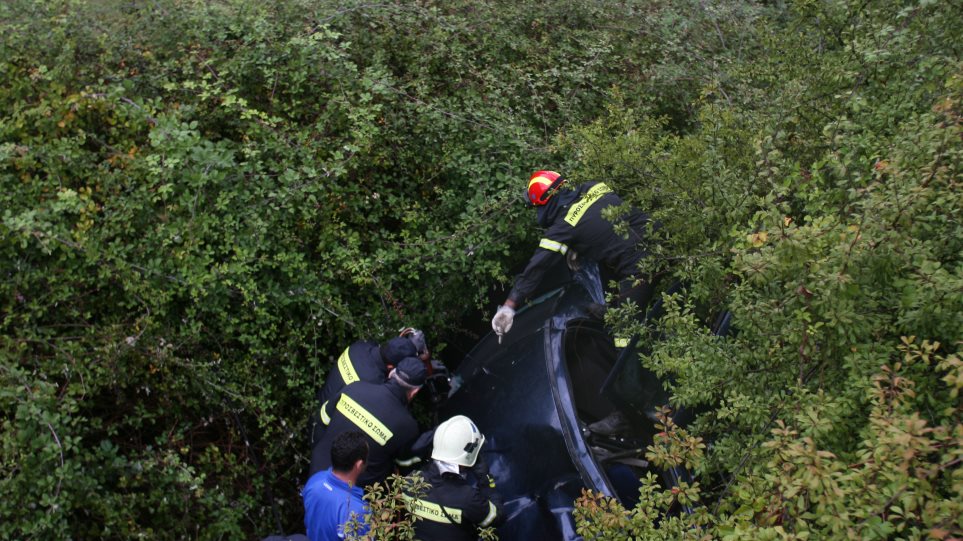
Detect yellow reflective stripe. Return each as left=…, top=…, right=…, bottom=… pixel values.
left=336, top=394, right=394, bottom=446
left=564, top=183, right=612, bottom=226
left=538, top=238, right=569, bottom=255
left=403, top=495, right=462, bottom=524
left=319, top=401, right=331, bottom=425
left=614, top=337, right=630, bottom=348
left=528, top=176, right=552, bottom=190
left=395, top=455, right=421, bottom=467
left=336, top=347, right=359, bottom=385
left=480, top=501, right=498, bottom=527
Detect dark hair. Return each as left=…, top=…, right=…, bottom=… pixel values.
left=331, top=431, right=369, bottom=472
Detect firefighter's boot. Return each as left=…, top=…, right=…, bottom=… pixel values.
left=587, top=410, right=632, bottom=436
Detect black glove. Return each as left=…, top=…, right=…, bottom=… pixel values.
left=410, top=428, right=436, bottom=460
left=472, top=454, right=495, bottom=489
left=472, top=454, right=489, bottom=476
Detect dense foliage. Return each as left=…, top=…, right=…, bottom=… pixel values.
left=0, top=0, right=669, bottom=537
left=1, top=0, right=960, bottom=539
left=567, top=0, right=963, bottom=538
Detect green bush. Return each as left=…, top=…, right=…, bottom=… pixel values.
left=0, top=0, right=674, bottom=537
left=565, top=0, right=962, bottom=537
left=2, top=0, right=960, bottom=538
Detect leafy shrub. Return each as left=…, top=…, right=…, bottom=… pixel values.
left=2, top=0, right=960, bottom=538
left=0, top=0, right=678, bottom=537
left=565, top=0, right=962, bottom=537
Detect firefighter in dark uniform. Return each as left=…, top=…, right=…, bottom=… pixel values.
left=491, top=170, right=654, bottom=340
left=310, top=330, right=429, bottom=446
left=405, top=415, right=503, bottom=540
left=309, top=357, right=427, bottom=486
left=490, top=170, right=654, bottom=435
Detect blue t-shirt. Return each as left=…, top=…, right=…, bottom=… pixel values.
left=303, top=468, right=370, bottom=541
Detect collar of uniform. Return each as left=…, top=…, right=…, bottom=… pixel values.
left=429, top=460, right=466, bottom=482
left=385, top=379, right=409, bottom=403
left=536, top=184, right=583, bottom=227
left=435, top=460, right=461, bottom=476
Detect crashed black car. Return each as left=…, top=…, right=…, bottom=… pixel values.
left=440, top=262, right=731, bottom=540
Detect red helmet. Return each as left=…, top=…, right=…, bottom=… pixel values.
left=527, top=170, right=565, bottom=206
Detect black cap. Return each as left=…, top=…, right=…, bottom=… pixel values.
left=381, top=337, right=417, bottom=365
left=394, top=357, right=428, bottom=387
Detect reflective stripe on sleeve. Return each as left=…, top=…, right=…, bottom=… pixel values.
left=319, top=401, right=331, bottom=425
left=336, top=347, right=360, bottom=385
left=480, top=501, right=499, bottom=527
left=614, top=337, right=630, bottom=348
left=538, top=238, right=569, bottom=255
left=564, top=183, right=612, bottom=226
left=336, top=394, right=394, bottom=445
left=395, top=455, right=422, bottom=467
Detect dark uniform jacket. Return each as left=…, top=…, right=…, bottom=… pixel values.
left=509, top=181, right=651, bottom=305
left=318, top=341, right=387, bottom=405
left=309, top=380, right=420, bottom=486
left=309, top=341, right=387, bottom=446
left=407, top=462, right=504, bottom=541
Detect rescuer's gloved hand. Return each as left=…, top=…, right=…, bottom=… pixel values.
left=491, top=305, right=515, bottom=343
left=472, top=453, right=490, bottom=477
left=471, top=454, right=496, bottom=489
left=566, top=249, right=580, bottom=272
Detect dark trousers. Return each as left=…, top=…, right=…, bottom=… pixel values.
left=608, top=275, right=667, bottom=421
left=616, top=275, right=654, bottom=313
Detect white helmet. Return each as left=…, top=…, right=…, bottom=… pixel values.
left=431, top=415, right=485, bottom=467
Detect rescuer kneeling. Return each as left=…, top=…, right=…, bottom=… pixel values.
left=310, top=357, right=427, bottom=486
left=309, top=328, right=431, bottom=447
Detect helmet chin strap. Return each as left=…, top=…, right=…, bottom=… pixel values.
left=538, top=176, right=566, bottom=203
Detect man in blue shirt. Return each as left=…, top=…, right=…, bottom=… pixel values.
left=304, top=431, right=370, bottom=540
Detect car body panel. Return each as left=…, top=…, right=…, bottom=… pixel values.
left=442, top=261, right=730, bottom=539
left=442, top=264, right=613, bottom=540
